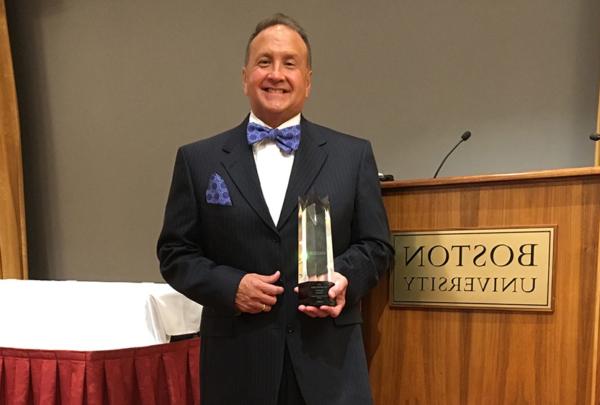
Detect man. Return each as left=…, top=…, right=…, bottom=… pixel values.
left=158, top=13, right=394, bottom=405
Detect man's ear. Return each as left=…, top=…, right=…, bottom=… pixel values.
left=305, top=70, right=312, bottom=98
left=242, top=67, right=248, bottom=95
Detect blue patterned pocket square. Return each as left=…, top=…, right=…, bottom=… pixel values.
left=206, top=173, right=232, bottom=206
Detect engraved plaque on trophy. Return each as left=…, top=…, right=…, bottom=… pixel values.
left=298, top=194, right=336, bottom=306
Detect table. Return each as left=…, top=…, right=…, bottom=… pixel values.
left=0, top=279, right=203, bottom=350
left=0, top=280, right=203, bottom=405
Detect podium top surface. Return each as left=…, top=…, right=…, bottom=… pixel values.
left=381, top=166, right=600, bottom=190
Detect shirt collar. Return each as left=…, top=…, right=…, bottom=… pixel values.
left=249, top=112, right=301, bottom=130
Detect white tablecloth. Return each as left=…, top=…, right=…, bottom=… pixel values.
left=0, top=279, right=203, bottom=350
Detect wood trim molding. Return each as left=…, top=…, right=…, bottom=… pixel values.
left=381, top=166, right=600, bottom=190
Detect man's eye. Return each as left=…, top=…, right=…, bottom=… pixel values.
left=285, top=61, right=296, bottom=67
left=258, top=59, right=270, bottom=67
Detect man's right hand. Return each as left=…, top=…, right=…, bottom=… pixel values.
left=235, top=271, right=284, bottom=314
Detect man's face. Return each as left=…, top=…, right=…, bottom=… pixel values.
left=243, top=24, right=312, bottom=128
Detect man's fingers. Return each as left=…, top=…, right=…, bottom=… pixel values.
left=297, top=272, right=347, bottom=318
left=242, top=273, right=283, bottom=293
left=253, top=272, right=284, bottom=295
left=256, top=270, right=281, bottom=283
left=320, top=304, right=343, bottom=318
left=298, top=305, right=330, bottom=318
left=298, top=305, right=321, bottom=318
left=258, top=292, right=278, bottom=306
left=261, top=282, right=284, bottom=296
left=329, top=272, right=348, bottom=297
left=236, top=272, right=284, bottom=314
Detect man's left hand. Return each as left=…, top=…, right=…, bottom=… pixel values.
left=296, top=272, right=348, bottom=318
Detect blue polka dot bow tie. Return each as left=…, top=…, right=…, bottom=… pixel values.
left=246, top=122, right=301, bottom=154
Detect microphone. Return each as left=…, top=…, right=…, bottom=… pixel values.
left=378, top=173, right=395, bottom=181
left=590, top=134, right=600, bottom=141
left=433, top=131, right=472, bottom=178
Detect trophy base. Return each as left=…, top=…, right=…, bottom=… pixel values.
left=298, top=281, right=336, bottom=306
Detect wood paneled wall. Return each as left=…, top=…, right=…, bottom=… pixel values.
left=0, top=0, right=27, bottom=279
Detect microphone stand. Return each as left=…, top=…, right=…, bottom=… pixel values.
left=433, top=131, right=471, bottom=179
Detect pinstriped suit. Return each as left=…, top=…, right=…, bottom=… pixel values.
left=157, top=116, right=394, bottom=405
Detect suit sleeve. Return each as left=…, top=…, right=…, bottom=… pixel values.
left=334, top=141, right=395, bottom=306
left=157, top=147, right=244, bottom=313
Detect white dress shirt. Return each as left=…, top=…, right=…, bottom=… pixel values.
left=249, top=112, right=300, bottom=225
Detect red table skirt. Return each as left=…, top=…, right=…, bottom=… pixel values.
left=0, top=338, right=200, bottom=405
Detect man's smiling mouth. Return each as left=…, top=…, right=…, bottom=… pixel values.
left=263, top=88, right=288, bottom=94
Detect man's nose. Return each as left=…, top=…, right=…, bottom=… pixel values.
left=266, top=63, right=284, bottom=80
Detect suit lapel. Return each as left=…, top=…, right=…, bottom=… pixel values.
left=277, top=118, right=328, bottom=229
left=220, top=119, right=278, bottom=233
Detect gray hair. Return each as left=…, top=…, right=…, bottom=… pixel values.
left=244, top=13, right=312, bottom=68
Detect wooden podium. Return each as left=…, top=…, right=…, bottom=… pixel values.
left=364, top=167, right=600, bottom=404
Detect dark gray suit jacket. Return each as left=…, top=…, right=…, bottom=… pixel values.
left=157, top=117, right=394, bottom=405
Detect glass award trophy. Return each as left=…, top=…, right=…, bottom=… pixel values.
left=298, top=194, right=336, bottom=306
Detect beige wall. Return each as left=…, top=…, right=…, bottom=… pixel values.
left=5, top=0, right=600, bottom=281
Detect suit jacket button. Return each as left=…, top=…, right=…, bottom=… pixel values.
left=286, top=326, right=294, bottom=334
